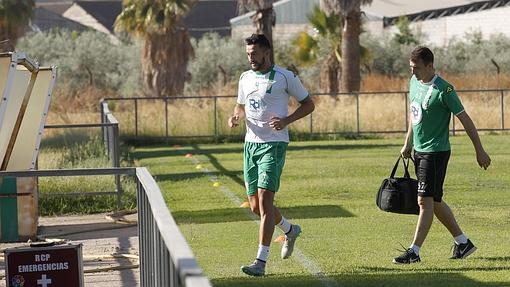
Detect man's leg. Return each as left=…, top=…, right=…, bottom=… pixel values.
left=241, top=189, right=276, bottom=276
left=434, top=200, right=476, bottom=259
left=434, top=200, right=462, bottom=237
left=258, top=188, right=276, bottom=246
left=412, top=196, right=435, bottom=247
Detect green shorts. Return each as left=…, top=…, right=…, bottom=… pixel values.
left=244, top=141, right=288, bottom=196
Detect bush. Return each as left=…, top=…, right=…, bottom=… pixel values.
left=435, top=32, right=510, bottom=74
left=16, top=29, right=142, bottom=96
left=361, top=29, right=510, bottom=76
left=185, top=33, right=246, bottom=95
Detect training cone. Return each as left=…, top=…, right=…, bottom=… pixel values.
left=173, top=144, right=182, bottom=148
left=195, top=164, right=203, bottom=170
left=274, top=235, right=285, bottom=243
left=185, top=153, right=193, bottom=158
left=240, top=201, right=250, bottom=208
left=213, top=182, right=221, bottom=187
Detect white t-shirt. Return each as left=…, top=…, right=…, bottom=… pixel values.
left=237, top=64, right=309, bottom=143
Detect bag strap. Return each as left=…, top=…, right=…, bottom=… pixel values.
left=390, top=156, right=414, bottom=178
left=390, top=157, right=401, bottom=178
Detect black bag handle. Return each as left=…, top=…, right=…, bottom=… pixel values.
left=390, top=156, right=414, bottom=178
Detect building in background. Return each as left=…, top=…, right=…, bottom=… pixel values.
left=230, top=0, right=510, bottom=45
left=32, top=0, right=237, bottom=40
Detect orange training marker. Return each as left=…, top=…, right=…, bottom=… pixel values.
left=240, top=201, right=250, bottom=208
left=185, top=153, right=193, bottom=158
left=274, top=235, right=285, bottom=243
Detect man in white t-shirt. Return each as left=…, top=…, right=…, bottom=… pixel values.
left=228, top=34, right=315, bottom=276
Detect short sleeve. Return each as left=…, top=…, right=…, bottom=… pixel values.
left=237, top=74, right=245, bottom=105
left=441, top=85, right=464, bottom=115
left=287, top=73, right=309, bottom=102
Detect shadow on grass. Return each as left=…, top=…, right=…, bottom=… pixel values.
left=212, top=272, right=510, bottom=287
left=154, top=170, right=243, bottom=182
left=41, top=130, right=98, bottom=148
left=172, top=205, right=354, bottom=224
left=131, top=143, right=401, bottom=159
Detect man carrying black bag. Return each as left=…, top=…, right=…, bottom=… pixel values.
left=393, top=46, right=491, bottom=264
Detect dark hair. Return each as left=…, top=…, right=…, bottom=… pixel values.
left=410, top=46, right=434, bottom=65
left=244, top=34, right=271, bottom=50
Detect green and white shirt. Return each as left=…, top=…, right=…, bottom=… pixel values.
left=409, top=74, right=464, bottom=152
left=237, top=64, right=309, bottom=143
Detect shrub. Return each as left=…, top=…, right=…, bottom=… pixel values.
left=16, top=29, right=142, bottom=96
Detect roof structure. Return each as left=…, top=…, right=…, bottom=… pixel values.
left=32, top=6, right=89, bottom=32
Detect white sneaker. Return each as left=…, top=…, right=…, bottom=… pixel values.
left=281, top=224, right=302, bottom=259
left=241, top=260, right=265, bottom=276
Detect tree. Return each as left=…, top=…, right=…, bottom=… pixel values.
left=115, top=0, right=195, bottom=97
left=292, top=6, right=342, bottom=94
left=0, top=0, right=34, bottom=52
left=320, top=0, right=372, bottom=92
left=238, top=0, right=275, bottom=61
left=393, top=16, right=418, bottom=45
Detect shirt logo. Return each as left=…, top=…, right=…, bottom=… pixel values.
left=249, top=98, right=261, bottom=110
left=410, top=102, right=423, bottom=125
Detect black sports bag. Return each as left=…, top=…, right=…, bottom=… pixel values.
left=376, top=156, right=419, bottom=215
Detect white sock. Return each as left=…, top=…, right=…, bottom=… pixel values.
left=410, top=244, right=421, bottom=255
left=454, top=234, right=468, bottom=245
left=277, top=217, right=292, bottom=234
left=256, top=244, right=270, bottom=263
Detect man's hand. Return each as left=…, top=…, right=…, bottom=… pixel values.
left=269, top=117, right=288, bottom=131
left=228, top=115, right=240, bottom=128
left=400, top=144, right=412, bottom=158
left=476, top=149, right=491, bottom=170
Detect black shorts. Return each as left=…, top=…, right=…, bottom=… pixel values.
left=414, top=150, right=451, bottom=202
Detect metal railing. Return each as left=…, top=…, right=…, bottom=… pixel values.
left=136, top=168, right=212, bottom=287
left=0, top=168, right=212, bottom=287
left=101, top=88, right=509, bottom=140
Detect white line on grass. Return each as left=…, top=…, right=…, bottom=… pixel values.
left=188, top=154, right=339, bottom=287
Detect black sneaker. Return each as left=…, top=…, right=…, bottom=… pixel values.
left=393, top=248, right=421, bottom=264
left=450, top=239, right=477, bottom=259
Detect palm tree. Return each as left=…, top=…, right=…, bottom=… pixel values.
left=238, top=0, right=275, bottom=61
left=0, top=0, right=34, bottom=52
left=292, top=6, right=342, bottom=94
left=320, top=0, right=372, bottom=92
left=115, top=0, right=195, bottom=97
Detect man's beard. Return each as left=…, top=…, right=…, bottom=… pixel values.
left=250, top=57, right=265, bottom=71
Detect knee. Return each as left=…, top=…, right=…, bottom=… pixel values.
left=418, top=197, right=434, bottom=209
left=250, top=204, right=260, bottom=215
left=257, top=189, right=274, bottom=214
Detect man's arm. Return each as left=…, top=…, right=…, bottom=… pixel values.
left=456, top=111, right=491, bottom=169
left=401, top=118, right=414, bottom=158
left=228, top=104, right=245, bottom=128
left=269, top=96, right=315, bottom=130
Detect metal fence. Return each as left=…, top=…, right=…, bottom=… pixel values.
left=0, top=168, right=212, bottom=287
left=101, top=88, right=509, bottom=140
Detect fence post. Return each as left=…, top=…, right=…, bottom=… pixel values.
left=309, top=112, right=313, bottom=136
left=100, top=101, right=105, bottom=143
left=165, top=98, right=169, bottom=144
left=356, top=93, right=360, bottom=136
left=501, top=90, right=505, bottom=130
left=452, top=114, right=456, bottom=136
left=135, top=98, right=138, bottom=137
left=214, top=97, right=218, bottom=139
left=112, top=122, right=122, bottom=209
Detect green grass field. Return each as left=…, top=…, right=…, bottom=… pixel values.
left=131, top=134, right=510, bottom=287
